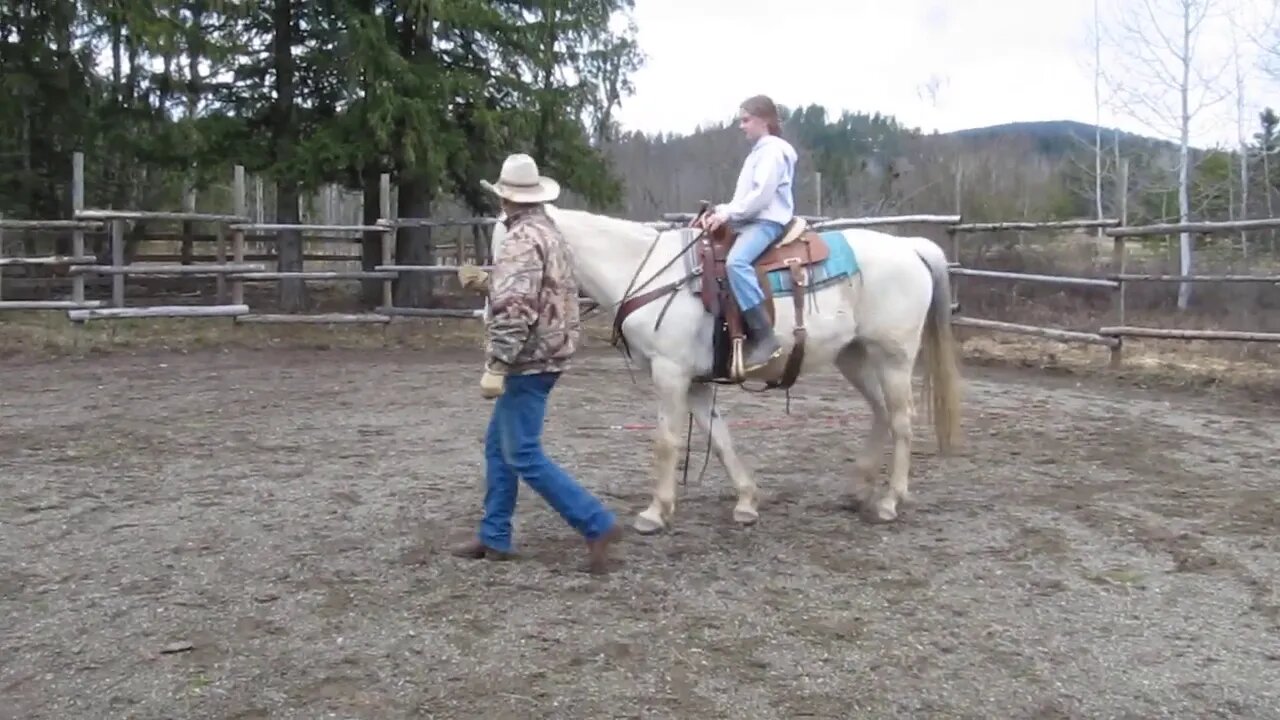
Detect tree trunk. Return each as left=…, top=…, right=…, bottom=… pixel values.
left=1093, top=0, right=1104, bottom=240
left=534, top=4, right=557, bottom=165
left=360, top=164, right=382, bottom=306
left=394, top=176, right=434, bottom=307
left=388, top=5, right=436, bottom=307
left=1176, top=1, right=1192, bottom=311
left=1264, top=141, right=1274, bottom=251
left=272, top=0, right=307, bottom=310
left=1233, top=39, right=1248, bottom=256
left=472, top=224, right=487, bottom=266
left=275, top=183, right=307, bottom=310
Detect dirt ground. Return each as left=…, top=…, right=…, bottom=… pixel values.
left=2, top=343, right=1278, bottom=719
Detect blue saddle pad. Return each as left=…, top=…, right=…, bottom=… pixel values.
left=764, top=230, right=859, bottom=296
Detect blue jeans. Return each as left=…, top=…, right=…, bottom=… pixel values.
left=479, top=371, right=616, bottom=553
left=726, top=219, right=785, bottom=311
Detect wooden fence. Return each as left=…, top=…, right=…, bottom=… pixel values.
left=2, top=155, right=1278, bottom=366
left=941, top=213, right=1280, bottom=366
left=939, top=160, right=1280, bottom=365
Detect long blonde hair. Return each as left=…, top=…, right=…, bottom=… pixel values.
left=741, top=94, right=782, bottom=136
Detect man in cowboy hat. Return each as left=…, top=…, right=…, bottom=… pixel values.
left=451, top=152, right=622, bottom=574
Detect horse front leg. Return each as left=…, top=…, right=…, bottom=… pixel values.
left=634, top=359, right=691, bottom=535
left=687, top=383, right=759, bottom=525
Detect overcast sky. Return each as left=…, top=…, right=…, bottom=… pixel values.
left=611, top=0, right=1278, bottom=148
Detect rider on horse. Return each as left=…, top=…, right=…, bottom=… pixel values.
left=697, top=94, right=799, bottom=372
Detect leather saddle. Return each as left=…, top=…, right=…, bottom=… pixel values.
left=690, top=205, right=830, bottom=387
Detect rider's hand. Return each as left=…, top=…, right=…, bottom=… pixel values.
left=704, top=211, right=727, bottom=231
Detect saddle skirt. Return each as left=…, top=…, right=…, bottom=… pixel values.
left=677, top=219, right=860, bottom=313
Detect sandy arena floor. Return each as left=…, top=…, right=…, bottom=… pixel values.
left=1, top=345, right=1278, bottom=719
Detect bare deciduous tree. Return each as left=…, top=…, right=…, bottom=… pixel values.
left=1093, top=0, right=1107, bottom=234
left=1100, top=0, right=1234, bottom=309
left=1229, top=13, right=1250, bottom=254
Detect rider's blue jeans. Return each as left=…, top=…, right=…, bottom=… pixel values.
left=479, top=371, right=617, bottom=553
left=726, top=219, right=785, bottom=312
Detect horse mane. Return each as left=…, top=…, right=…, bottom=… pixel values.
left=546, top=205, right=670, bottom=248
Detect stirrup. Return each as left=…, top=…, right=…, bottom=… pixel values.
left=743, top=345, right=781, bottom=374
left=730, top=337, right=780, bottom=380
left=730, top=337, right=747, bottom=380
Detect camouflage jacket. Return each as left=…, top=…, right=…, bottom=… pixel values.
left=486, top=205, right=580, bottom=375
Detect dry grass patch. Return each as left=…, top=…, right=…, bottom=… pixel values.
left=3, top=308, right=1276, bottom=400
left=959, top=330, right=1280, bottom=400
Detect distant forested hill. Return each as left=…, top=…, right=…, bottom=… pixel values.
left=592, top=104, right=1255, bottom=230
left=941, top=119, right=1177, bottom=155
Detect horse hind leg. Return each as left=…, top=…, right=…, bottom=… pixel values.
left=870, top=350, right=916, bottom=523
left=835, top=341, right=889, bottom=511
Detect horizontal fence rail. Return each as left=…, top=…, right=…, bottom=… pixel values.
left=950, top=219, right=1121, bottom=232
left=944, top=218, right=1280, bottom=363
left=949, top=267, right=1121, bottom=289
left=1102, top=217, right=1280, bottom=237
left=1097, top=326, right=1280, bottom=342
left=814, top=214, right=962, bottom=229
left=1099, top=212, right=1280, bottom=355
left=939, top=160, right=1280, bottom=367
left=943, top=207, right=1130, bottom=359
left=952, top=317, right=1120, bottom=348
left=1, top=154, right=1276, bottom=365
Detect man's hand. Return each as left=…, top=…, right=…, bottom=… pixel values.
left=479, top=361, right=507, bottom=399
left=458, top=264, right=490, bottom=292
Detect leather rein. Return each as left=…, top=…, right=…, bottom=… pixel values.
left=605, top=219, right=711, bottom=359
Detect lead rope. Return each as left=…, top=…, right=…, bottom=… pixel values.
left=597, top=222, right=717, bottom=487
left=680, top=384, right=718, bottom=486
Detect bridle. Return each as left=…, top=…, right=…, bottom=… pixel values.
left=605, top=206, right=716, bottom=358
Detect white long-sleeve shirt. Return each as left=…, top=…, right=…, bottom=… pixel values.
left=716, top=134, right=797, bottom=225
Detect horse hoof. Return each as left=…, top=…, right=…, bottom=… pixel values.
left=633, top=514, right=665, bottom=535
left=851, top=484, right=876, bottom=509
left=733, top=506, right=759, bottom=525
left=867, top=504, right=898, bottom=524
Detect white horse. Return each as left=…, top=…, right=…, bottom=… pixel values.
left=486, top=206, right=963, bottom=532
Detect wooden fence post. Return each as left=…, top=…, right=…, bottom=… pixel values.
left=1109, top=158, right=1129, bottom=369
left=952, top=160, right=964, bottom=312
left=111, top=218, right=125, bottom=308
left=72, top=152, right=85, bottom=305
left=232, top=165, right=246, bottom=306
left=380, top=173, right=394, bottom=311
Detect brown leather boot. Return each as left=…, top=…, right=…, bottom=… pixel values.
left=450, top=539, right=513, bottom=561
left=584, top=525, right=623, bottom=574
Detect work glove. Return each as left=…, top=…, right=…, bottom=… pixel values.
left=479, top=361, right=507, bottom=399
left=458, top=264, right=490, bottom=292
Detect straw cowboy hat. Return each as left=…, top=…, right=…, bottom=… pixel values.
left=480, top=153, right=561, bottom=204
